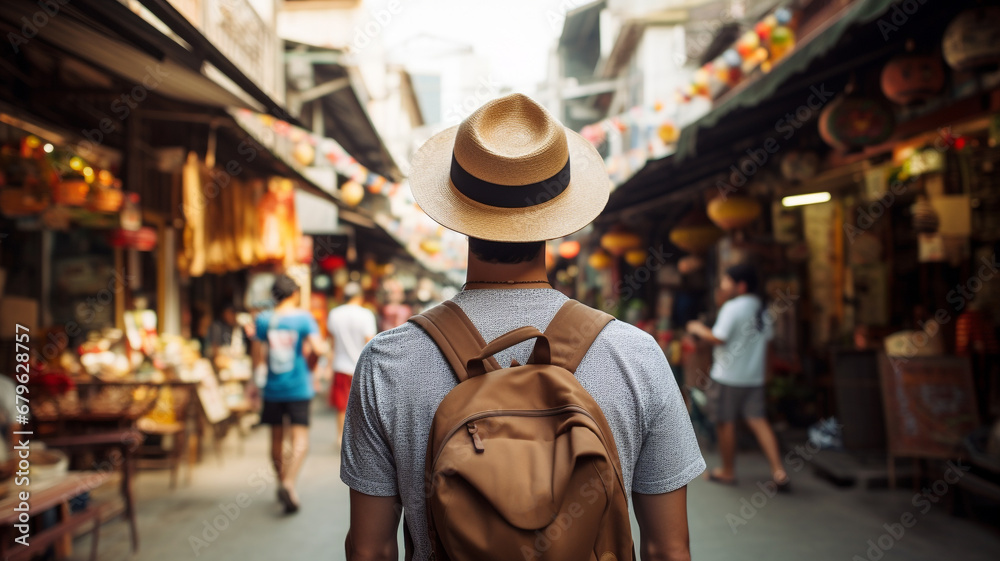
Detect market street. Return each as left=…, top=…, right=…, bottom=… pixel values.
left=74, top=403, right=1000, bottom=561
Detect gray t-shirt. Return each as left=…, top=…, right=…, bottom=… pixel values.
left=341, top=289, right=705, bottom=559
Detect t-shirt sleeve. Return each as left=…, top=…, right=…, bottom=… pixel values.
left=254, top=314, right=269, bottom=342
left=711, top=300, right=738, bottom=342
left=302, top=313, right=320, bottom=336
left=340, top=343, right=399, bottom=497
left=632, top=336, right=706, bottom=495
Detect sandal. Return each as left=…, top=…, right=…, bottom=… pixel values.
left=277, top=485, right=300, bottom=514
left=706, top=470, right=738, bottom=486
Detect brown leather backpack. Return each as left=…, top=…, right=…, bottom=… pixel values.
left=410, top=299, right=635, bottom=561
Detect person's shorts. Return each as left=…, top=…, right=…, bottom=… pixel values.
left=707, top=381, right=766, bottom=423
left=329, top=372, right=353, bottom=411
left=261, top=399, right=311, bottom=426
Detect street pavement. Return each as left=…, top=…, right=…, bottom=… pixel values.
left=70, top=402, right=1000, bottom=561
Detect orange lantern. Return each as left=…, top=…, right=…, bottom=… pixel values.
left=600, top=228, right=642, bottom=256
left=293, top=141, right=315, bottom=166
left=340, top=180, right=364, bottom=206
left=669, top=209, right=724, bottom=253
left=624, top=248, right=648, bottom=267
left=588, top=250, right=612, bottom=270
left=558, top=240, right=581, bottom=259
left=707, top=195, right=761, bottom=231
left=880, top=54, right=945, bottom=106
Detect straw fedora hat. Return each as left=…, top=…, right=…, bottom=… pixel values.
left=409, top=93, right=609, bottom=242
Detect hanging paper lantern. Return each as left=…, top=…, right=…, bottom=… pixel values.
left=755, top=20, right=773, bottom=42
left=340, top=180, right=364, bottom=206
left=588, top=250, right=612, bottom=270
left=692, top=68, right=711, bottom=97
left=600, top=228, right=642, bottom=255
left=707, top=195, right=762, bottom=231
left=273, top=120, right=292, bottom=136
left=558, top=240, right=581, bottom=259
left=775, top=7, right=792, bottom=25
left=367, top=175, right=388, bottom=194
left=723, top=49, right=741, bottom=67
left=292, top=141, right=315, bottom=167
left=819, top=96, right=895, bottom=150
left=736, top=31, right=760, bottom=59
left=319, top=255, right=346, bottom=271
left=942, top=7, right=1000, bottom=71
left=624, top=248, right=648, bottom=267
left=669, top=209, right=724, bottom=253
left=880, top=54, right=945, bottom=105
left=658, top=122, right=679, bottom=144
left=769, top=26, right=795, bottom=62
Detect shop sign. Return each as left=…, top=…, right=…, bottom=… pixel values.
left=109, top=226, right=157, bottom=251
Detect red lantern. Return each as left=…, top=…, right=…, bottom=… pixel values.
left=819, top=96, right=895, bottom=150
left=558, top=240, right=581, bottom=259
left=319, top=255, right=346, bottom=271
left=880, top=55, right=945, bottom=105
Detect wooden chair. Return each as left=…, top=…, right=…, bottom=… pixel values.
left=135, top=383, right=197, bottom=489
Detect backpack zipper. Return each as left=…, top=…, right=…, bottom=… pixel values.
left=433, top=405, right=601, bottom=469
left=467, top=422, right=485, bottom=452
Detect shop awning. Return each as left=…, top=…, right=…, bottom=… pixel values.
left=601, top=0, right=910, bottom=220
left=0, top=1, right=258, bottom=112
left=674, top=0, right=898, bottom=162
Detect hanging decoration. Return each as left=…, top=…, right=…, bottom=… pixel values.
left=558, top=240, right=581, bottom=259
left=600, top=227, right=642, bottom=256
left=292, top=140, right=315, bottom=167
left=819, top=95, right=895, bottom=150
left=880, top=54, right=945, bottom=106
left=942, top=7, right=1000, bottom=71
left=624, top=248, right=648, bottom=267
left=340, top=180, right=364, bottom=207
left=707, top=195, right=762, bottom=231
left=232, top=108, right=401, bottom=199
left=669, top=209, right=724, bottom=253
left=588, top=250, right=612, bottom=270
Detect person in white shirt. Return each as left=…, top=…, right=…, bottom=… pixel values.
left=687, top=262, right=789, bottom=491
left=327, top=282, right=378, bottom=445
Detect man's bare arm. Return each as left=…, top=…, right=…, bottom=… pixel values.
left=633, top=487, right=692, bottom=561
left=346, top=490, right=401, bottom=561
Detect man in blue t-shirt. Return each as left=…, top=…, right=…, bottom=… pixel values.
left=254, top=273, right=327, bottom=513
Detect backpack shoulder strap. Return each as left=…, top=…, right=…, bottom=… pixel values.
left=542, top=300, right=615, bottom=373
left=409, top=300, right=500, bottom=383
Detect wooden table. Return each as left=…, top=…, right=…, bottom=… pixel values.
left=39, top=429, right=143, bottom=553
left=0, top=471, right=111, bottom=561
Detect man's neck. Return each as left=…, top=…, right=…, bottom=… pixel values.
left=276, top=298, right=298, bottom=311
left=347, top=297, right=364, bottom=306
left=464, top=251, right=549, bottom=289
